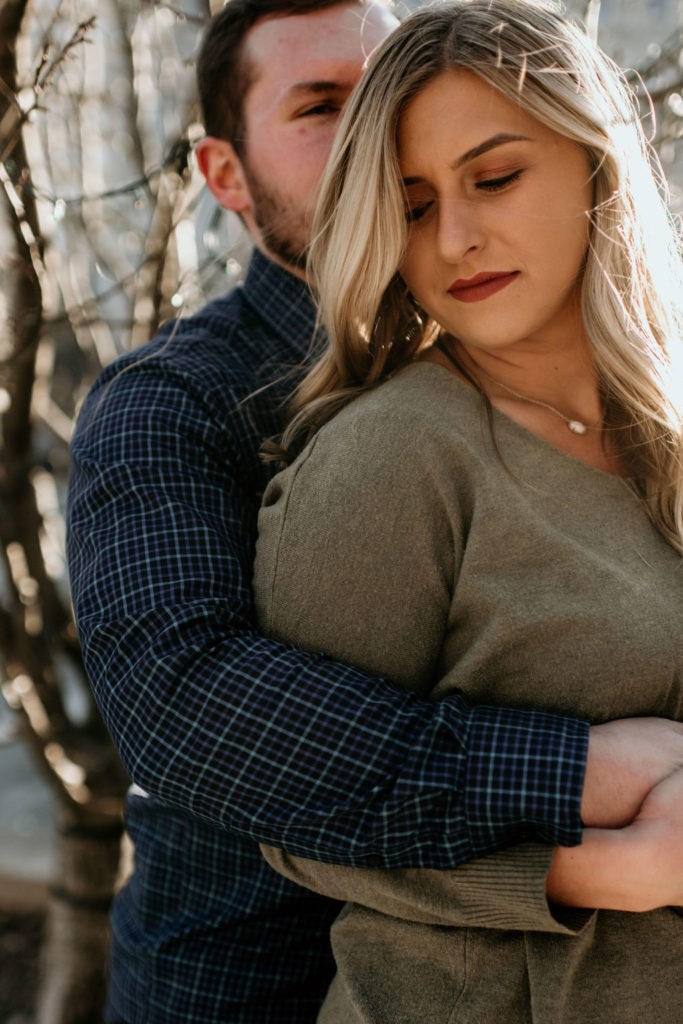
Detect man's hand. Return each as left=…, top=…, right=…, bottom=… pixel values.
left=581, top=718, right=683, bottom=828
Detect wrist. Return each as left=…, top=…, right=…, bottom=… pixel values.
left=582, top=725, right=649, bottom=828
left=547, top=825, right=670, bottom=913
left=581, top=718, right=683, bottom=828
left=581, top=727, right=638, bottom=827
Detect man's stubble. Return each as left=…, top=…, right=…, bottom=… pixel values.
left=242, top=159, right=311, bottom=272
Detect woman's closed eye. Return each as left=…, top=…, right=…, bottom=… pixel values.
left=405, top=169, right=524, bottom=222
left=406, top=200, right=434, bottom=223
left=476, top=168, right=523, bottom=192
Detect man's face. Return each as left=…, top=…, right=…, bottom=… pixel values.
left=239, top=2, right=398, bottom=274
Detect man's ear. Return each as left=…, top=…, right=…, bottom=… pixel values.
left=195, top=137, right=252, bottom=213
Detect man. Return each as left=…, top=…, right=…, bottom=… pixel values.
left=66, top=2, right=683, bottom=1022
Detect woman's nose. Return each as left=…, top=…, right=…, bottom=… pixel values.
left=436, top=199, right=485, bottom=264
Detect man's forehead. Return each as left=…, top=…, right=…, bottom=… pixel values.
left=242, top=3, right=396, bottom=102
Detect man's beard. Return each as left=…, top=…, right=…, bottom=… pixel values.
left=242, top=160, right=310, bottom=272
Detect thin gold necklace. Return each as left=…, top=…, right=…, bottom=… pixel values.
left=435, top=339, right=602, bottom=436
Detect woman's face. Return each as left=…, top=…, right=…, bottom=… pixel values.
left=397, top=69, right=594, bottom=360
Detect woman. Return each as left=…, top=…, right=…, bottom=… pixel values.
left=253, top=2, right=683, bottom=1021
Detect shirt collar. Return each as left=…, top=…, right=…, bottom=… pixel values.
left=242, top=249, right=320, bottom=357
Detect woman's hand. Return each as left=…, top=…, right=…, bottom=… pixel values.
left=548, top=765, right=683, bottom=912
left=626, top=767, right=683, bottom=909
left=581, top=718, right=683, bottom=828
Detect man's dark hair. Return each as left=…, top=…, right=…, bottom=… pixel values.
left=197, top=0, right=378, bottom=153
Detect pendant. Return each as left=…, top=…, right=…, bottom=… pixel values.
left=568, top=420, right=588, bottom=435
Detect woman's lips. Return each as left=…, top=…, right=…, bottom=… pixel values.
left=448, top=271, right=519, bottom=303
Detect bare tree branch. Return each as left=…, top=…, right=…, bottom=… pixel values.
left=583, top=0, right=602, bottom=41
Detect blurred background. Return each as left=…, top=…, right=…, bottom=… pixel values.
left=1, top=0, right=682, bottom=1021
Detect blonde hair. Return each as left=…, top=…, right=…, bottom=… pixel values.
left=282, top=0, right=683, bottom=553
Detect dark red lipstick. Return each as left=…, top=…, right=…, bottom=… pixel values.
left=448, top=271, right=519, bottom=303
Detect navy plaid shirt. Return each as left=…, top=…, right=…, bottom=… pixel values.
left=67, top=250, right=589, bottom=1024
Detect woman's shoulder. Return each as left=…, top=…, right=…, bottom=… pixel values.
left=315, top=360, right=479, bottom=454
left=267, top=362, right=483, bottom=508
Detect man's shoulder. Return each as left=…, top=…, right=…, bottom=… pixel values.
left=94, top=252, right=317, bottom=395
left=112, top=286, right=269, bottom=385
left=71, top=256, right=318, bottom=454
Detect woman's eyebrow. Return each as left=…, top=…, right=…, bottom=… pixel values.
left=453, top=132, right=532, bottom=168
left=402, top=132, right=533, bottom=185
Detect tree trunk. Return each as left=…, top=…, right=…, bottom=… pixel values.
left=1, top=7, right=129, bottom=1023
left=35, top=817, right=124, bottom=1024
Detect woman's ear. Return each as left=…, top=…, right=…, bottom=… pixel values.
left=195, top=137, right=252, bottom=213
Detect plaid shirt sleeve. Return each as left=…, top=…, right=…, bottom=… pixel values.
left=66, top=283, right=588, bottom=870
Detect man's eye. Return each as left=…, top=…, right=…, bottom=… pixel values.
left=476, top=169, right=523, bottom=192
left=300, top=103, right=339, bottom=117
left=406, top=201, right=433, bottom=223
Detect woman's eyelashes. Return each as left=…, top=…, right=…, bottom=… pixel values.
left=405, top=200, right=434, bottom=223
left=405, top=169, right=524, bottom=221
left=475, top=168, right=523, bottom=192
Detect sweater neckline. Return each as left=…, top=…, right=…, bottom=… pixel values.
left=408, top=360, right=635, bottom=489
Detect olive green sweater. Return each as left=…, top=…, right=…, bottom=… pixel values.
left=253, top=362, right=683, bottom=1024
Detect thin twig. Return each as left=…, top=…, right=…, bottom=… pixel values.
left=34, top=17, right=96, bottom=95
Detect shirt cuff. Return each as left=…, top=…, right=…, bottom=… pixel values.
left=463, top=704, right=589, bottom=854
